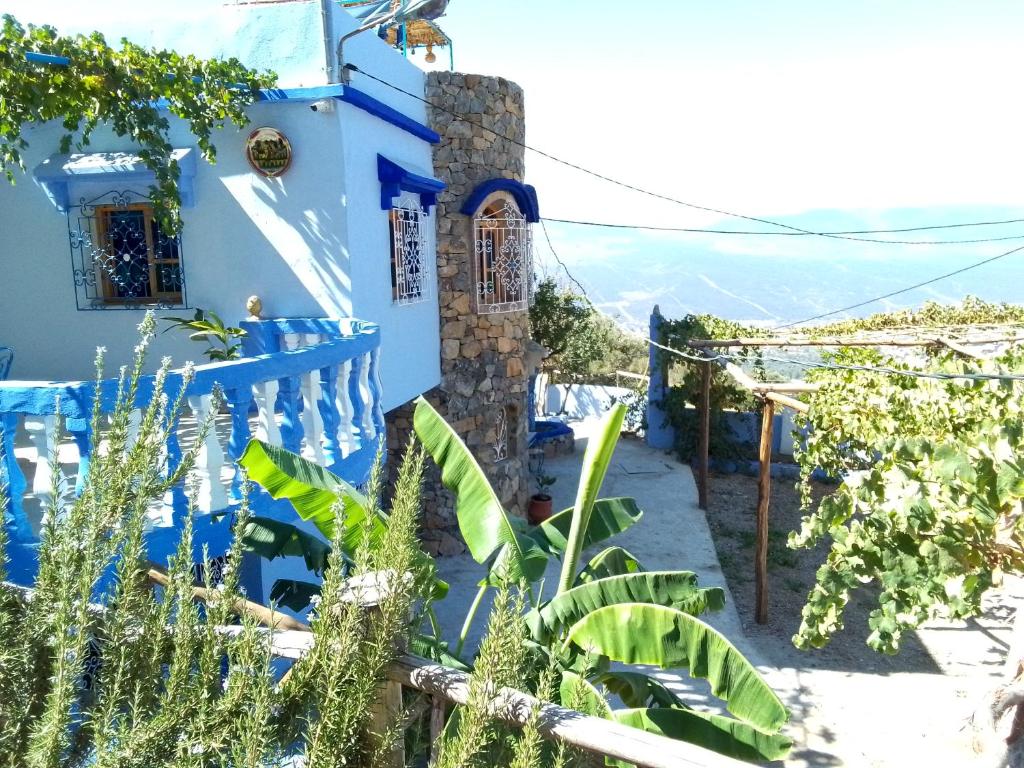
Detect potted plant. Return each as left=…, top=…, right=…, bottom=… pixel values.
left=528, top=473, right=557, bottom=525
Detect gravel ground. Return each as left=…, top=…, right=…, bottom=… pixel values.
left=705, top=470, right=942, bottom=675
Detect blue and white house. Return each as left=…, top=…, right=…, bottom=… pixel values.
left=0, top=0, right=457, bottom=598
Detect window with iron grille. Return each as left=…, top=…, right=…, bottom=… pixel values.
left=389, top=201, right=430, bottom=305
left=474, top=199, right=531, bottom=314
left=68, top=191, right=186, bottom=310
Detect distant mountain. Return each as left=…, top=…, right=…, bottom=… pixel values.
left=539, top=207, right=1024, bottom=330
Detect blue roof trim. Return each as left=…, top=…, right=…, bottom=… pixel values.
left=460, top=179, right=541, bottom=223
left=338, top=86, right=441, bottom=144
left=32, top=149, right=197, bottom=213
left=377, top=155, right=446, bottom=211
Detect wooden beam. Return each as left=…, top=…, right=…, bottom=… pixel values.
left=755, top=398, right=775, bottom=625
left=389, top=656, right=751, bottom=768
left=688, top=333, right=1024, bottom=349
left=763, top=391, right=809, bottom=414
left=723, top=363, right=819, bottom=394
left=145, top=563, right=309, bottom=632
left=697, top=361, right=711, bottom=511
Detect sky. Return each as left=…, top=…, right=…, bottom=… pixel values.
left=7, top=0, right=1024, bottom=324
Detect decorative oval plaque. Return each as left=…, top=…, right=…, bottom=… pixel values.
left=245, top=127, right=292, bottom=177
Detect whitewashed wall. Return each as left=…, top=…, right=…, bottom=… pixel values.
left=0, top=1, right=440, bottom=412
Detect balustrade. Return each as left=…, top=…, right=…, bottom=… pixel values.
left=0, top=318, right=385, bottom=556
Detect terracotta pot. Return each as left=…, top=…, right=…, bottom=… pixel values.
left=528, top=493, right=553, bottom=525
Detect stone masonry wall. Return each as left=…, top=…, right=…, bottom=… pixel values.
left=385, top=72, right=531, bottom=557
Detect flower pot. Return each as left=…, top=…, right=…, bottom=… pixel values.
left=528, top=493, right=553, bottom=525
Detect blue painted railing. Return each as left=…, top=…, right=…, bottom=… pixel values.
left=0, top=318, right=384, bottom=582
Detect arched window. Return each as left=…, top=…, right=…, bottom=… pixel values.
left=474, top=198, right=531, bottom=314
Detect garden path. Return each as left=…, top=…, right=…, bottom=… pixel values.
left=433, top=418, right=1014, bottom=767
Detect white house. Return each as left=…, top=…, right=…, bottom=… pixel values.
left=0, top=0, right=456, bottom=599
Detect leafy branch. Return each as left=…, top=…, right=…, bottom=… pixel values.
left=0, top=14, right=276, bottom=231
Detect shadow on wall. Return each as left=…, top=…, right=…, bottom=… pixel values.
left=543, top=383, right=631, bottom=421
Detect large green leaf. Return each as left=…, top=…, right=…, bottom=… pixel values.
left=413, top=397, right=548, bottom=583
left=239, top=439, right=381, bottom=553
left=560, top=671, right=611, bottom=718
left=576, top=546, right=645, bottom=584
left=557, top=404, right=627, bottom=594
left=564, top=604, right=788, bottom=731
left=592, top=671, right=685, bottom=709
left=528, top=497, right=643, bottom=555
left=240, top=516, right=332, bottom=575
left=537, top=572, right=724, bottom=639
left=612, top=708, right=792, bottom=763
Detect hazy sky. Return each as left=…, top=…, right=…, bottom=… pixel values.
left=8, top=1, right=1024, bottom=319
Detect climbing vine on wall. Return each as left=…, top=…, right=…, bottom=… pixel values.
left=0, top=14, right=276, bottom=231
left=656, top=313, right=766, bottom=460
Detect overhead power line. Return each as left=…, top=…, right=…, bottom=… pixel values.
left=539, top=223, right=1024, bottom=383
left=543, top=217, right=1024, bottom=246
left=346, top=63, right=1023, bottom=247
left=775, top=243, right=1024, bottom=329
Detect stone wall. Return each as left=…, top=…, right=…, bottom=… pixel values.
left=384, top=72, right=532, bottom=557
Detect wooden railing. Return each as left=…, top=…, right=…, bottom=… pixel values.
left=0, top=318, right=384, bottom=552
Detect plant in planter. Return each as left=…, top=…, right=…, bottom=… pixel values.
left=528, top=473, right=557, bottom=525
left=162, top=308, right=248, bottom=362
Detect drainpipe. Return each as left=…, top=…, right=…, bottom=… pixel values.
left=337, top=6, right=404, bottom=84
left=320, top=0, right=335, bottom=82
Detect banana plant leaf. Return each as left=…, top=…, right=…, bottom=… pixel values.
left=560, top=671, right=611, bottom=718
left=410, top=634, right=471, bottom=672
left=575, top=546, right=645, bottom=584
left=611, top=708, right=792, bottom=763
left=239, top=516, right=333, bottom=575
left=564, top=603, right=788, bottom=732
left=269, top=579, right=322, bottom=611
left=536, top=572, right=725, bottom=639
left=413, top=397, right=548, bottom=584
left=239, top=439, right=382, bottom=554
left=592, top=671, right=686, bottom=710
left=528, top=497, right=643, bottom=555
left=557, top=404, right=627, bottom=594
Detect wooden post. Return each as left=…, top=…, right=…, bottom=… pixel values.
left=697, top=361, right=711, bottom=510
left=755, top=398, right=775, bottom=625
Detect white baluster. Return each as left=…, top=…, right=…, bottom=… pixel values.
left=23, top=415, right=70, bottom=520
left=252, top=379, right=282, bottom=446
left=282, top=333, right=303, bottom=352
left=358, top=352, right=375, bottom=440
left=299, top=334, right=326, bottom=464
left=335, top=360, right=356, bottom=458
left=187, top=394, right=228, bottom=514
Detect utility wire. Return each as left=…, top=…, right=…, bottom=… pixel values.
left=545, top=215, right=1024, bottom=236
left=345, top=64, right=1024, bottom=356
left=775, top=243, right=1024, bottom=329
left=540, top=222, right=1024, bottom=383
left=543, top=217, right=1024, bottom=246
left=346, top=63, right=1024, bottom=247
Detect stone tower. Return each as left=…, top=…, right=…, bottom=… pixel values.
left=386, top=71, right=537, bottom=556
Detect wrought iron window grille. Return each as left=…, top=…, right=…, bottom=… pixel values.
left=389, top=201, right=431, bottom=306
left=474, top=199, right=532, bottom=315
left=494, top=406, right=510, bottom=463
left=67, top=190, right=188, bottom=311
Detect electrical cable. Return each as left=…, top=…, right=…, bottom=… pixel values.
left=539, top=221, right=1024, bottom=382
left=542, top=217, right=1024, bottom=246
left=345, top=63, right=1024, bottom=247
left=775, top=243, right=1024, bottom=329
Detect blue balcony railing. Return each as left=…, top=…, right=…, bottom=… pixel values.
left=0, top=318, right=384, bottom=582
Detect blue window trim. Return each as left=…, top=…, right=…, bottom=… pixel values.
left=460, top=179, right=540, bottom=223
left=33, top=149, right=197, bottom=213
left=377, top=155, right=446, bottom=211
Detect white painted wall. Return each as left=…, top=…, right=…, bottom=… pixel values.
left=0, top=1, right=441, bottom=411
left=543, top=384, right=632, bottom=421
